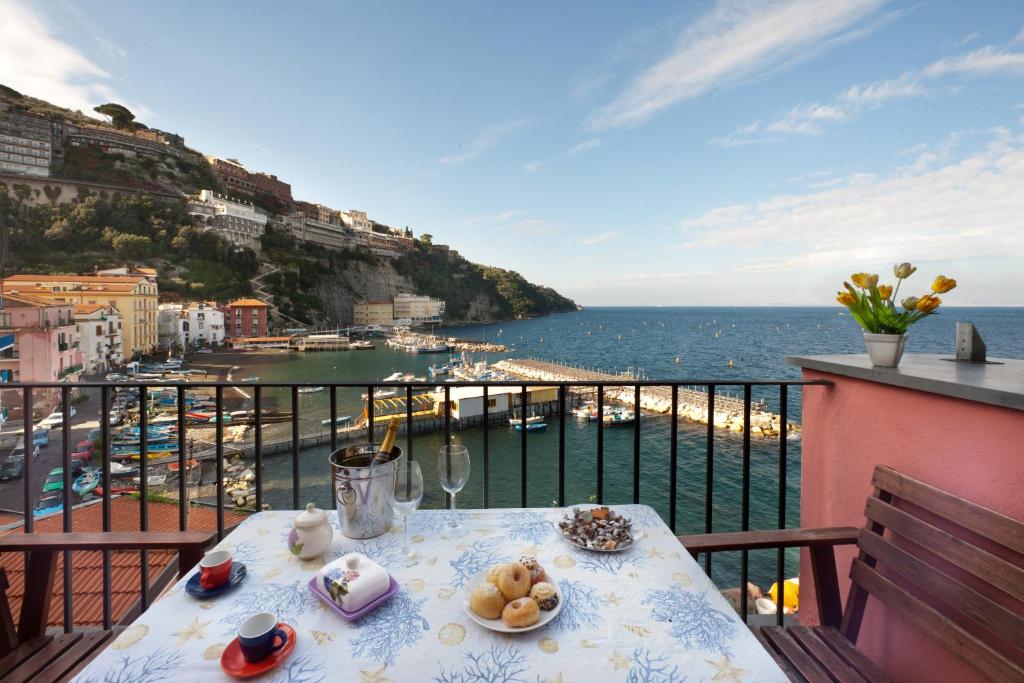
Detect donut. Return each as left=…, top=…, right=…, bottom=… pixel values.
left=518, top=555, right=547, bottom=585
left=501, top=597, right=540, bottom=628
left=485, top=565, right=503, bottom=587
left=496, top=563, right=531, bottom=601
left=470, top=583, right=506, bottom=619
left=529, top=582, right=559, bottom=611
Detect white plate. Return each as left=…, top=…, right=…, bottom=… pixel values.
left=557, top=504, right=641, bottom=553
left=462, top=568, right=563, bottom=633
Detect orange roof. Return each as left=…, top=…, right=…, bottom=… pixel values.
left=4, top=274, right=150, bottom=285
left=5, top=283, right=141, bottom=295
left=226, top=298, right=269, bottom=308
left=0, top=291, right=63, bottom=308
left=0, top=511, right=23, bottom=528
left=72, top=303, right=108, bottom=315
left=0, top=497, right=244, bottom=628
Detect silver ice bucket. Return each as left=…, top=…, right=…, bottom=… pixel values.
left=330, top=443, right=401, bottom=539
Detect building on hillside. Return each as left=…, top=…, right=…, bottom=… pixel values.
left=187, top=190, right=267, bottom=251
left=158, top=301, right=225, bottom=350
left=250, top=172, right=292, bottom=202
left=64, top=123, right=181, bottom=159
left=1, top=273, right=158, bottom=358
left=0, top=102, right=52, bottom=177
left=393, top=293, right=445, bottom=326
left=284, top=212, right=354, bottom=251
left=206, top=157, right=292, bottom=203
left=296, top=201, right=341, bottom=226
left=219, top=299, right=269, bottom=339
left=72, top=304, right=122, bottom=373
left=353, top=300, right=395, bottom=326
left=341, top=210, right=373, bottom=232
left=0, top=293, right=82, bottom=413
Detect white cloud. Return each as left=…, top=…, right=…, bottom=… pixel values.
left=588, top=0, right=886, bottom=130
left=461, top=209, right=529, bottom=227
left=0, top=0, right=139, bottom=116
left=1013, top=25, right=1024, bottom=45
left=94, top=36, right=127, bottom=59
left=922, top=45, right=1024, bottom=78
left=579, top=231, right=620, bottom=245
left=438, top=119, right=530, bottom=165
left=568, top=138, right=602, bottom=157
left=954, top=31, right=980, bottom=47
left=680, top=131, right=1024, bottom=271
left=764, top=102, right=849, bottom=134
left=838, top=73, right=926, bottom=104
left=523, top=161, right=543, bottom=173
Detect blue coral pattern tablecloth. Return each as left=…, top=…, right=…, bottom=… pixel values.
left=74, top=506, right=787, bottom=682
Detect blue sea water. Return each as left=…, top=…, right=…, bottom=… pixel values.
left=238, top=307, right=1022, bottom=588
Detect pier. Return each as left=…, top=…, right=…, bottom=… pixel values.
left=494, top=358, right=796, bottom=438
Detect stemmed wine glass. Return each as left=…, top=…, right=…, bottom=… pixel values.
left=437, top=444, right=470, bottom=533
left=388, top=458, right=423, bottom=565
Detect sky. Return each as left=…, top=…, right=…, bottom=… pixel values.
left=1, top=0, right=1023, bottom=306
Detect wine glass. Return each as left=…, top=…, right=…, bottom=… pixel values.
left=389, top=458, right=423, bottom=565
left=437, top=444, right=470, bottom=532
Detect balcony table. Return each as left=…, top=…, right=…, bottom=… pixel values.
left=72, top=505, right=788, bottom=682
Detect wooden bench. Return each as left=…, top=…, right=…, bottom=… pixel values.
left=0, top=531, right=215, bottom=682
left=678, top=465, right=1024, bottom=682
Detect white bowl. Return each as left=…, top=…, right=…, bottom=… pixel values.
left=462, top=569, right=563, bottom=634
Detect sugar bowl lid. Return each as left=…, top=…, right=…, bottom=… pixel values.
left=294, top=502, right=328, bottom=528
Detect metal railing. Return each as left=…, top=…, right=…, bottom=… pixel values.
left=4, top=377, right=828, bottom=632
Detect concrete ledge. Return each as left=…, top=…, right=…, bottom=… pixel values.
left=785, top=353, right=1024, bottom=411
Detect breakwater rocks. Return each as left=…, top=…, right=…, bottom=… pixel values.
left=494, top=358, right=799, bottom=439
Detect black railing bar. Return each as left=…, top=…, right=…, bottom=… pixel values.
left=704, top=385, right=715, bottom=576
left=214, top=386, right=224, bottom=540
left=61, top=386, right=72, bottom=632
left=21, top=388, right=32, bottom=534
left=520, top=385, right=527, bottom=508
left=254, top=386, right=263, bottom=512
left=138, top=385, right=149, bottom=613
left=291, top=386, right=300, bottom=509
left=176, top=386, right=187, bottom=531
left=366, top=386, right=374, bottom=442
left=633, top=383, right=641, bottom=504
left=3, top=378, right=832, bottom=389
left=739, top=383, right=752, bottom=625
left=597, top=385, right=604, bottom=505
left=777, top=384, right=789, bottom=626
left=557, top=386, right=566, bottom=507
left=669, top=384, right=678, bottom=532
left=100, top=384, right=112, bottom=630
left=405, top=384, right=413, bottom=462
left=482, top=385, right=489, bottom=508
left=329, top=385, right=338, bottom=455
left=444, top=384, right=452, bottom=508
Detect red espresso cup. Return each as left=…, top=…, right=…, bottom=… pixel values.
left=199, top=549, right=233, bottom=589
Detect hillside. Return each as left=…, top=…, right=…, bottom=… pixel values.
left=0, top=87, right=577, bottom=325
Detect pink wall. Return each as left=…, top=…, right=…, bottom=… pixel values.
left=799, top=368, right=1024, bottom=683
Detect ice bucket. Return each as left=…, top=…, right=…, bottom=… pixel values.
left=330, top=444, right=401, bottom=539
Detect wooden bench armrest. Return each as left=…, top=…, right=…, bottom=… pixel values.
left=677, top=527, right=859, bottom=629
left=676, top=527, right=859, bottom=554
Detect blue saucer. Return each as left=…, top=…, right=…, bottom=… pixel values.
left=185, top=562, right=247, bottom=599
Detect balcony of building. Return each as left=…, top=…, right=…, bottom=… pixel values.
left=0, top=355, right=1020, bottom=682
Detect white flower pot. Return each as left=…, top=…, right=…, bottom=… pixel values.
left=863, top=333, right=907, bottom=367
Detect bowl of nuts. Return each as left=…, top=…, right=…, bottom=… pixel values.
left=557, top=505, right=638, bottom=553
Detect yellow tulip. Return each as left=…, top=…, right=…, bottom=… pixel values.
left=893, top=262, right=917, bottom=279
left=931, top=275, right=957, bottom=293
left=916, top=295, right=941, bottom=313
left=836, top=292, right=856, bottom=306
left=850, top=273, right=878, bottom=289
left=878, top=285, right=893, bottom=300
left=901, top=296, right=919, bottom=311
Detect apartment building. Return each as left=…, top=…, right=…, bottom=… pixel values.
left=0, top=103, right=52, bottom=177
left=158, top=301, right=225, bottom=350
left=393, top=293, right=445, bottom=325
left=353, top=300, right=395, bottom=326
left=187, top=190, right=267, bottom=251
left=2, top=273, right=159, bottom=357
left=73, top=304, right=123, bottom=373
left=284, top=212, right=354, bottom=251
left=65, top=123, right=181, bottom=159
left=206, top=157, right=292, bottom=202
left=341, top=210, right=373, bottom=232
left=220, top=299, right=269, bottom=339
left=296, top=201, right=341, bottom=226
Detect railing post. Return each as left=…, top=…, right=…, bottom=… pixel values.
left=61, top=386, right=72, bottom=631
left=704, top=385, right=715, bottom=575
left=101, top=384, right=112, bottom=629
left=597, top=385, right=604, bottom=504
left=138, top=384, right=149, bottom=612
left=482, top=385, right=489, bottom=508
left=740, top=383, right=752, bottom=624
left=291, top=386, right=300, bottom=509
left=777, top=384, right=788, bottom=625
left=254, top=385, right=263, bottom=511
left=669, top=384, right=678, bottom=532
left=215, top=385, right=224, bottom=539
left=557, top=385, right=566, bottom=507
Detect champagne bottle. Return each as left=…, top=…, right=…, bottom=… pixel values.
left=374, top=416, right=401, bottom=463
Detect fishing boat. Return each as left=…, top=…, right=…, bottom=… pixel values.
left=350, top=341, right=374, bottom=350
left=509, top=414, right=545, bottom=428
left=587, top=405, right=618, bottom=422
left=109, top=462, right=138, bottom=478
left=427, top=363, right=450, bottom=377
left=167, top=459, right=200, bottom=472
left=72, top=470, right=100, bottom=496
left=321, top=415, right=353, bottom=427
left=362, top=389, right=397, bottom=399
left=298, top=386, right=325, bottom=394
left=240, top=376, right=259, bottom=382
left=381, top=372, right=426, bottom=383
left=603, top=409, right=636, bottom=426
left=572, top=404, right=595, bottom=419
left=512, top=421, right=548, bottom=432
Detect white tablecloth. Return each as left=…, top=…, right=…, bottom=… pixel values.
left=74, top=506, right=787, bottom=682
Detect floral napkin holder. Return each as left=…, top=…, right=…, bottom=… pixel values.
left=317, top=552, right=390, bottom=613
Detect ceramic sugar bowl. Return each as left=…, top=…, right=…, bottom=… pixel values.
left=288, top=503, right=334, bottom=560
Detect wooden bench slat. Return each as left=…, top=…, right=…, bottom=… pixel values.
left=4, top=632, right=82, bottom=683
left=58, top=627, right=125, bottom=683
left=863, top=497, right=1024, bottom=602
left=813, top=627, right=893, bottom=683
left=857, top=529, right=1024, bottom=644
left=0, top=636, right=50, bottom=676
left=873, top=466, right=1024, bottom=556
left=850, top=559, right=1024, bottom=683
left=754, top=627, right=808, bottom=682
left=35, top=629, right=115, bottom=682
left=760, top=626, right=833, bottom=682
left=787, top=626, right=871, bottom=683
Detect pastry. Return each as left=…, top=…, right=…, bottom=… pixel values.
left=501, top=597, right=540, bottom=628
left=485, top=564, right=503, bottom=587
left=470, top=583, right=506, bottom=619
left=530, top=582, right=559, bottom=611
left=518, top=555, right=546, bottom=585
left=496, top=563, right=531, bottom=601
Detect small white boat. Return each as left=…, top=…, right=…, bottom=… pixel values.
left=350, top=341, right=374, bottom=350
left=298, top=386, right=325, bottom=394
left=240, top=376, right=259, bottom=382
left=509, top=414, right=545, bottom=428
left=321, top=415, right=352, bottom=426
left=572, top=404, right=595, bottom=419
left=362, top=389, right=398, bottom=400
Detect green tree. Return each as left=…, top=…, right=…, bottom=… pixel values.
left=93, top=103, right=136, bottom=129
left=419, top=233, right=433, bottom=246
left=112, top=233, right=152, bottom=259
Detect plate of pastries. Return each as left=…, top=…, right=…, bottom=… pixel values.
left=464, top=555, right=562, bottom=633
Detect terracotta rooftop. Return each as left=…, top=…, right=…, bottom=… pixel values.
left=0, top=292, right=65, bottom=308
left=0, top=497, right=246, bottom=628
left=3, top=274, right=151, bottom=285
left=5, top=283, right=141, bottom=295
left=72, top=303, right=108, bottom=315
left=225, top=298, right=269, bottom=308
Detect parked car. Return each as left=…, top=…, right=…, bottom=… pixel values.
left=33, top=427, right=50, bottom=447
left=42, top=467, right=65, bottom=493
left=38, top=407, right=77, bottom=429
left=0, top=457, right=24, bottom=481
left=10, top=442, right=39, bottom=460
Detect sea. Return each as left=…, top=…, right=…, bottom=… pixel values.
left=230, top=307, right=1022, bottom=588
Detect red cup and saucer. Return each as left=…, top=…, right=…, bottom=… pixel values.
left=221, top=612, right=297, bottom=679
left=186, top=549, right=246, bottom=599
